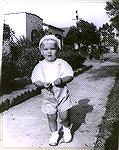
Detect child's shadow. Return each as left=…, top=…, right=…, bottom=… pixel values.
left=58, top=99, right=93, bottom=143
left=69, top=99, right=93, bottom=136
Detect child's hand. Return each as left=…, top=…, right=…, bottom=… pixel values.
left=53, top=78, right=64, bottom=87
left=53, top=76, right=73, bottom=87
left=44, top=83, right=52, bottom=90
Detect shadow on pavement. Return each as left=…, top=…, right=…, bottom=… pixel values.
left=69, top=99, right=93, bottom=136
left=57, top=99, right=93, bottom=143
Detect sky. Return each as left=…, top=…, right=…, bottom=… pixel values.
left=1, top=0, right=110, bottom=28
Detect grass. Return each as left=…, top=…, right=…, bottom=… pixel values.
left=94, top=68, right=119, bottom=150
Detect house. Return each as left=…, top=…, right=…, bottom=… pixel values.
left=4, top=12, right=64, bottom=48
left=4, top=12, right=43, bottom=42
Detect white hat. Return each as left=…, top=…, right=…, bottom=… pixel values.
left=39, top=34, right=61, bottom=49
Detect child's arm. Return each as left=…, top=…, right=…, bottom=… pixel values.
left=53, top=76, right=73, bottom=87
left=33, top=81, right=44, bottom=88
left=33, top=81, right=52, bottom=90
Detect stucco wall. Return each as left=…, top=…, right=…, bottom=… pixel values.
left=4, top=13, right=26, bottom=41
left=26, top=13, right=43, bottom=40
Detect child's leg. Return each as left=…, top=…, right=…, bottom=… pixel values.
left=47, top=113, right=59, bottom=146
left=59, top=110, right=72, bottom=143
left=59, top=110, right=70, bottom=127
left=47, top=113, right=58, bottom=132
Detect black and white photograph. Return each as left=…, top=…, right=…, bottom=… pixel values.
left=0, top=0, right=119, bottom=149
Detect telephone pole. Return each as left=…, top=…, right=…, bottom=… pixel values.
left=76, top=10, right=78, bottom=27
left=72, top=10, right=80, bottom=28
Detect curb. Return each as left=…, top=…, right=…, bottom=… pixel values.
left=0, top=84, right=41, bottom=113
left=74, top=65, right=92, bottom=77
left=0, top=65, right=92, bottom=113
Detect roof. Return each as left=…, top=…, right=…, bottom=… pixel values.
left=4, top=12, right=43, bottom=20
left=43, top=23, right=64, bottom=32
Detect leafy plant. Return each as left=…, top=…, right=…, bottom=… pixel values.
left=105, top=1, right=119, bottom=32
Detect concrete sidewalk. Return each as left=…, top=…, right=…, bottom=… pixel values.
left=1, top=53, right=119, bottom=149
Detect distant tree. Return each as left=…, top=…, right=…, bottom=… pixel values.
left=65, top=26, right=80, bottom=46
left=105, top=1, right=119, bottom=32
left=64, top=20, right=101, bottom=59
left=77, top=19, right=100, bottom=46
left=65, top=20, right=100, bottom=49
left=99, top=22, right=118, bottom=52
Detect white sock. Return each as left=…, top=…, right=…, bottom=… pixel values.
left=63, top=126, right=70, bottom=132
left=51, top=131, right=58, bottom=135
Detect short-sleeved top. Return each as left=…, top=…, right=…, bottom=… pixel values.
left=31, top=58, right=74, bottom=83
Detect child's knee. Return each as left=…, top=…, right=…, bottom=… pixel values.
left=59, top=110, right=69, bottom=122
left=47, top=113, right=57, bottom=122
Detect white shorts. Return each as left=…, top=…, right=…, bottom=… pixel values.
left=41, top=86, right=73, bottom=114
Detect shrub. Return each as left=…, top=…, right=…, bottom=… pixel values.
left=1, top=38, right=86, bottom=95
left=1, top=38, right=43, bottom=94
left=58, top=45, right=86, bottom=70
left=89, top=46, right=102, bottom=60
left=10, top=39, right=43, bottom=78
left=14, top=47, right=42, bottom=78
left=1, top=52, right=18, bottom=94
left=79, top=45, right=89, bottom=58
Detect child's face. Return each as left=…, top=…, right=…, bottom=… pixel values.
left=40, top=40, right=58, bottom=62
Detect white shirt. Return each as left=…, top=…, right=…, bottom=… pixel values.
left=31, top=58, right=74, bottom=83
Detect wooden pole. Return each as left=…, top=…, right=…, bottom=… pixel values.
left=76, top=10, right=78, bottom=28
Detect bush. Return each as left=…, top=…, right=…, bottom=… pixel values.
left=12, top=43, right=86, bottom=77
left=1, top=40, right=86, bottom=95
left=1, top=52, right=18, bottom=94
left=79, top=45, right=89, bottom=58
left=89, top=46, right=101, bottom=60
left=10, top=37, right=43, bottom=78
left=1, top=38, right=43, bottom=94
left=12, top=47, right=42, bottom=78
left=58, top=45, right=86, bottom=70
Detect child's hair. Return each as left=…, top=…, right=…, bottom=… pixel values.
left=40, top=39, right=59, bottom=50
left=39, top=35, right=60, bottom=50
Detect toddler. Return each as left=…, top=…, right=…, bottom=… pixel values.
left=31, top=34, right=74, bottom=146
